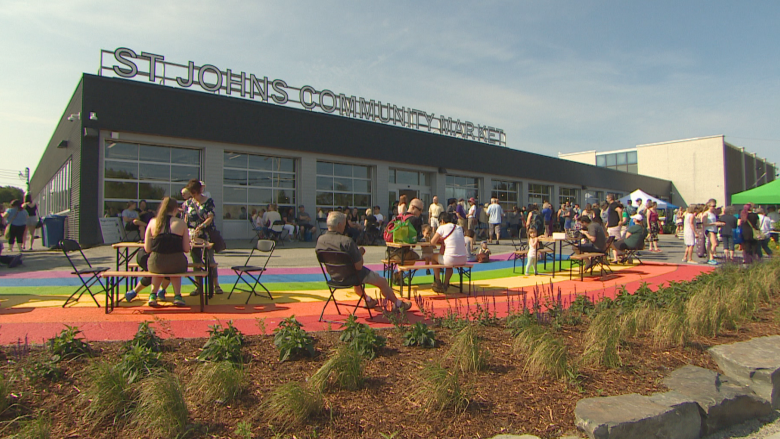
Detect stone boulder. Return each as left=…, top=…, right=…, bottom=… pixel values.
left=663, top=365, right=774, bottom=435
left=575, top=393, right=701, bottom=439
left=709, top=335, right=780, bottom=408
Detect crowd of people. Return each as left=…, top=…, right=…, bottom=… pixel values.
left=674, top=201, right=778, bottom=265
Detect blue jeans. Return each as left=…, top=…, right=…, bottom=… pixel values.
left=758, top=238, right=773, bottom=257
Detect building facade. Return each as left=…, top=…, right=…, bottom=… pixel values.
left=559, top=135, right=777, bottom=207
left=30, top=74, right=673, bottom=245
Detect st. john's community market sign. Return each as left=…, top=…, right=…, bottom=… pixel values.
left=99, top=48, right=506, bottom=146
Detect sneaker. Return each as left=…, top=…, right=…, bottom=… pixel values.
left=156, top=289, right=167, bottom=302
left=394, top=300, right=412, bottom=312
left=8, top=254, right=22, bottom=268
left=364, top=296, right=379, bottom=309
left=707, top=260, right=719, bottom=266
left=496, top=240, right=500, bottom=245
left=147, top=291, right=158, bottom=307
left=189, top=288, right=202, bottom=297
left=687, top=260, right=699, bottom=265
left=173, top=295, right=185, bottom=306
left=125, top=289, right=138, bottom=302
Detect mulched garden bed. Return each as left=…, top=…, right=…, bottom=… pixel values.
left=1, top=296, right=779, bottom=439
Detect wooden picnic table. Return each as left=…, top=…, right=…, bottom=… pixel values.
left=538, top=233, right=579, bottom=276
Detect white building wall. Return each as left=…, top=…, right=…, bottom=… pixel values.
left=558, top=150, right=597, bottom=166
left=636, top=136, right=726, bottom=206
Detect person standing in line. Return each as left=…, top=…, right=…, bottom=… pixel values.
left=183, top=179, right=223, bottom=296
left=507, top=206, right=522, bottom=238
left=739, top=204, right=761, bottom=264
left=397, top=195, right=408, bottom=216
left=702, top=200, right=724, bottom=264
left=22, top=194, right=39, bottom=251
left=647, top=201, right=663, bottom=253
left=428, top=196, right=443, bottom=230
left=478, top=203, right=490, bottom=240
left=635, top=199, right=647, bottom=227
left=541, top=202, right=553, bottom=237
left=718, top=206, right=738, bottom=263
left=455, top=198, right=468, bottom=230
left=467, top=197, right=478, bottom=234
left=757, top=207, right=773, bottom=258
left=487, top=198, right=504, bottom=245
left=683, top=205, right=697, bottom=264
left=3, top=200, right=28, bottom=253
left=605, top=194, right=623, bottom=260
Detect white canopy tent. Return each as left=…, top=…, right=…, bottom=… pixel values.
left=618, top=189, right=678, bottom=210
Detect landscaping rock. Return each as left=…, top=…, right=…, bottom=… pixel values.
left=575, top=393, right=701, bottom=439
left=663, top=365, right=774, bottom=435
left=709, top=335, right=780, bottom=408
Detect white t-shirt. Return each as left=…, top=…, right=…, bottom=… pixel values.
left=759, top=214, right=772, bottom=233
left=262, top=210, right=282, bottom=227
left=374, top=213, right=384, bottom=224
left=487, top=204, right=503, bottom=224
left=467, top=205, right=476, bottom=219
left=436, top=223, right=467, bottom=258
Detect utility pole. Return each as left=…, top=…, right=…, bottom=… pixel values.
left=18, top=167, right=29, bottom=192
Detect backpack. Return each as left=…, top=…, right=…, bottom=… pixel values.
left=532, top=212, right=544, bottom=234
left=384, top=213, right=417, bottom=243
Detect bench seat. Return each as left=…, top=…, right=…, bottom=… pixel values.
left=569, top=252, right=612, bottom=281
left=394, top=263, right=473, bottom=298
left=100, top=270, right=209, bottom=313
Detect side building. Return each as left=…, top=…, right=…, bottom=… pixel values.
left=559, top=135, right=777, bottom=207
left=30, top=74, right=672, bottom=245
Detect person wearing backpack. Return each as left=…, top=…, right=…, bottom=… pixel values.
left=525, top=203, right=544, bottom=238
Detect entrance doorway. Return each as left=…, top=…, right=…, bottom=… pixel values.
left=388, top=189, right=431, bottom=218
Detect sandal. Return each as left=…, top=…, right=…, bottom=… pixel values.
left=364, top=296, right=379, bottom=309
left=214, top=286, right=224, bottom=295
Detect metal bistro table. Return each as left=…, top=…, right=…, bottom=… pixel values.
left=111, top=240, right=215, bottom=307
left=384, top=241, right=436, bottom=291
left=538, top=233, right=578, bottom=277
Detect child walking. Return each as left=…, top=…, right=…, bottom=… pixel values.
left=525, top=228, right=539, bottom=275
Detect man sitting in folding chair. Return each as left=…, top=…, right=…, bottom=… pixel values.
left=612, top=223, right=648, bottom=264
left=315, top=211, right=411, bottom=314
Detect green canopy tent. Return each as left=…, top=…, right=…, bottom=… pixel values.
left=731, top=179, right=780, bottom=204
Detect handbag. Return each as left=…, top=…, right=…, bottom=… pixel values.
left=733, top=226, right=743, bottom=245
left=750, top=223, right=766, bottom=241
left=205, top=228, right=227, bottom=253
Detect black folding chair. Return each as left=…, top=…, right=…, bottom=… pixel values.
left=316, top=250, right=374, bottom=322
left=228, top=239, right=276, bottom=303
left=60, top=239, right=110, bottom=308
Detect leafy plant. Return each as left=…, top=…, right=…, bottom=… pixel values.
left=446, top=325, right=488, bottom=373
left=505, top=309, right=537, bottom=337
left=189, top=361, right=247, bottom=404
left=273, top=316, right=315, bottom=362
left=117, top=345, right=163, bottom=384
left=411, top=362, right=470, bottom=413
left=309, top=346, right=364, bottom=392
left=513, top=325, right=573, bottom=380
left=403, top=322, right=436, bottom=348
left=24, top=358, right=63, bottom=384
left=49, top=325, right=91, bottom=361
left=198, top=321, right=246, bottom=364
left=569, top=294, right=595, bottom=317
left=234, top=420, right=253, bottom=439
left=261, top=381, right=323, bottom=430
left=132, top=372, right=189, bottom=438
left=124, top=321, right=163, bottom=353
left=339, top=315, right=386, bottom=359
left=82, top=361, right=135, bottom=424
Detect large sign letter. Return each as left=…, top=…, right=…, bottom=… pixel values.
left=113, top=47, right=138, bottom=78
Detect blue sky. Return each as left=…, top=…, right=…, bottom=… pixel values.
left=1, top=1, right=779, bottom=187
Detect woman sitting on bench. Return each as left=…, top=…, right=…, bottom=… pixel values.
left=430, top=212, right=467, bottom=293
left=144, top=197, right=191, bottom=307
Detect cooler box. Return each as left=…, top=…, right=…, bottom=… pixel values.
left=42, top=215, right=67, bottom=248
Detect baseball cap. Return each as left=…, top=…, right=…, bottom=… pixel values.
left=469, top=197, right=476, bottom=203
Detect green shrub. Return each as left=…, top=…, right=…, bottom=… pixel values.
left=446, top=325, right=488, bottom=373
left=339, top=315, right=386, bottom=359
left=411, top=362, right=470, bottom=413
left=12, top=414, right=51, bottom=439
left=513, top=325, right=573, bottom=380
left=309, top=346, right=364, bottom=392
left=505, top=309, right=537, bottom=337
left=124, top=321, right=163, bottom=352
left=198, top=321, right=245, bottom=364
left=117, top=345, right=163, bottom=384
left=581, top=310, right=622, bottom=369
left=132, top=372, right=189, bottom=438
left=403, top=322, right=437, bottom=348
left=261, top=382, right=323, bottom=429
left=234, top=420, right=253, bottom=439
left=619, top=305, right=657, bottom=339
left=651, top=303, right=689, bottom=347
left=49, top=325, right=91, bottom=361
left=273, top=316, right=315, bottom=362
left=189, top=361, right=247, bottom=404
left=569, top=294, right=596, bottom=316
left=82, top=361, right=135, bottom=424
left=24, top=358, right=63, bottom=384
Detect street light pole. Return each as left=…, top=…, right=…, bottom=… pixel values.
left=18, top=167, right=29, bottom=192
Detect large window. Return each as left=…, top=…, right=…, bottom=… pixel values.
left=388, top=169, right=430, bottom=186
left=584, top=190, right=604, bottom=207
left=596, top=151, right=638, bottom=173
left=103, top=142, right=201, bottom=216
left=445, top=175, right=479, bottom=202
left=527, top=183, right=552, bottom=207
left=37, top=158, right=72, bottom=216
left=316, top=161, right=372, bottom=211
left=491, top=180, right=520, bottom=211
left=558, top=187, right=580, bottom=206
left=223, top=152, right=296, bottom=220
